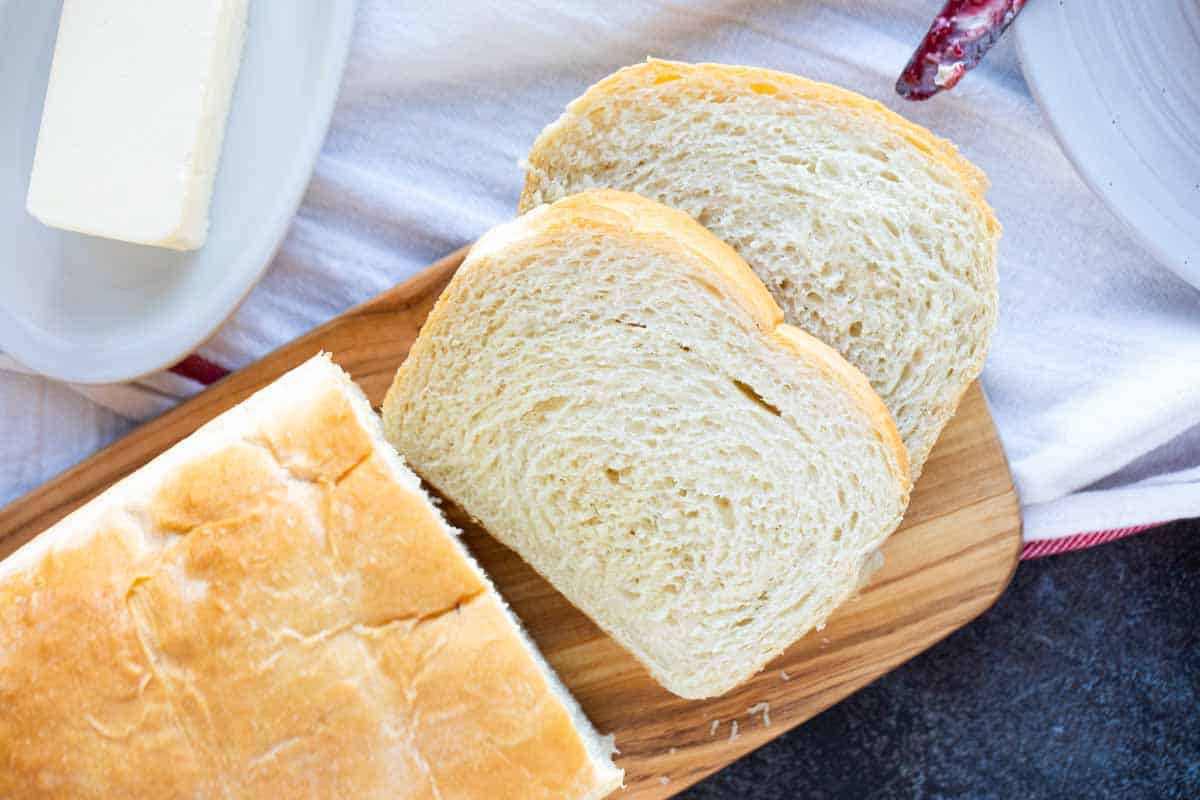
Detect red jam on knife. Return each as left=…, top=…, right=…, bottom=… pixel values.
left=896, top=0, right=1027, bottom=100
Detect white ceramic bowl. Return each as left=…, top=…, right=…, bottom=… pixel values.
left=1015, top=0, right=1200, bottom=287
left=0, top=0, right=357, bottom=383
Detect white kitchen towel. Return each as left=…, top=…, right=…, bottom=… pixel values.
left=3, top=0, right=1199, bottom=550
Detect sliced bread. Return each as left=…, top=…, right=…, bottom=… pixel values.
left=520, top=59, right=1000, bottom=478
left=383, top=190, right=910, bottom=698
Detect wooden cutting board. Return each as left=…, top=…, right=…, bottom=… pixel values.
left=0, top=246, right=1021, bottom=798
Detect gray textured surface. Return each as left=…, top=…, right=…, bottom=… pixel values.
left=683, top=520, right=1200, bottom=799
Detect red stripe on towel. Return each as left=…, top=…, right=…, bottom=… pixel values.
left=169, top=354, right=230, bottom=386
left=1019, top=523, right=1167, bottom=560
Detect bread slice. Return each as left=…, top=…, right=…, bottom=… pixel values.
left=0, top=354, right=621, bottom=799
left=383, top=190, right=910, bottom=698
left=520, top=59, right=1000, bottom=478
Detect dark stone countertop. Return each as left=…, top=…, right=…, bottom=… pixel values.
left=683, top=519, right=1199, bottom=799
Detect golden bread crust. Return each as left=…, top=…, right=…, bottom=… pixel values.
left=0, top=357, right=613, bottom=799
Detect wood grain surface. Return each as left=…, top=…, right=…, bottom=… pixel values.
left=0, top=246, right=1022, bottom=798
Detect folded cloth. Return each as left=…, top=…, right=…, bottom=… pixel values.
left=3, top=0, right=1199, bottom=554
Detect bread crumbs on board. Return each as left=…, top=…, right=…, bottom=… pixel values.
left=747, top=702, right=771, bottom=727
left=709, top=719, right=720, bottom=736
left=728, top=720, right=739, bottom=744
left=780, top=670, right=791, bottom=681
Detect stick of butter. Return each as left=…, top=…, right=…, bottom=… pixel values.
left=26, top=0, right=249, bottom=251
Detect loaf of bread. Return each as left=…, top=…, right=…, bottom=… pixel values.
left=521, top=59, right=1000, bottom=478
left=0, top=355, right=621, bottom=799
left=383, top=190, right=910, bottom=698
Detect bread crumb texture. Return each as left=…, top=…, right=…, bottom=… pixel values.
left=522, top=59, right=1000, bottom=477
left=0, top=369, right=610, bottom=798
left=385, top=190, right=908, bottom=699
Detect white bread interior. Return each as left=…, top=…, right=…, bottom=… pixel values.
left=0, top=354, right=622, bottom=799
left=384, top=191, right=910, bottom=698
left=521, top=59, right=1000, bottom=478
